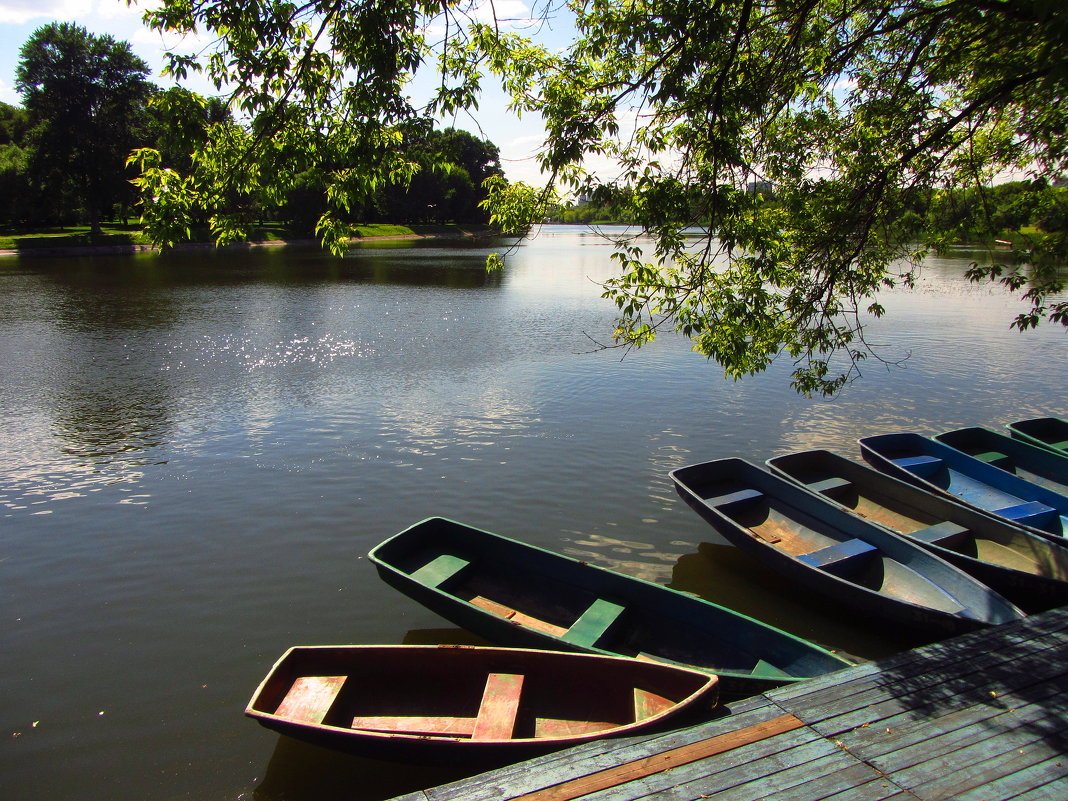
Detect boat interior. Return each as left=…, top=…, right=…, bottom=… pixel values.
left=710, top=489, right=968, bottom=613
left=394, top=543, right=805, bottom=678
left=255, top=649, right=704, bottom=741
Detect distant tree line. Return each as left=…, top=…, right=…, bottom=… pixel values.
left=1, top=23, right=503, bottom=236
left=551, top=180, right=1068, bottom=256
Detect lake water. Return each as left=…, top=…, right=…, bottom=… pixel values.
left=1, top=226, right=1064, bottom=800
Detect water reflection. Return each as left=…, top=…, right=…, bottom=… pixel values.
left=254, top=737, right=480, bottom=801
left=670, top=545, right=925, bottom=662
left=1, top=231, right=1066, bottom=801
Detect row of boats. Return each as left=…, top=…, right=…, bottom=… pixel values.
left=245, top=416, right=1068, bottom=760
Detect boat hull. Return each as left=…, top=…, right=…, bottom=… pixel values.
left=859, top=432, right=1068, bottom=541
left=246, top=645, right=719, bottom=761
left=369, top=518, right=852, bottom=700
left=670, top=458, right=1024, bottom=636
left=1007, top=417, right=1068, bottom=456
left=936, top=426, right=1068, bottom=497
left=767, top=449, right=1068, bottom=612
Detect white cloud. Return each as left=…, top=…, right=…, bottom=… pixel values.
left=0, top=76, right=19, bottom=103
left=0, top=0, right=148, bottom=24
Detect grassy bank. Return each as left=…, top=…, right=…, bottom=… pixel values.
left=0, top=222, right=495, bottom=252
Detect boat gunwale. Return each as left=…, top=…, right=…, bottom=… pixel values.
left=244, top=643, right=719, bottom=747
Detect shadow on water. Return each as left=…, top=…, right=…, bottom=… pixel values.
left=669, top=543, right=929, bottom=663
left=253, top=736, right=486, bottom=801
left=252, top=627, right=498, bottom=801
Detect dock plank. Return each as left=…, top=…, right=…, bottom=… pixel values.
left=579, top=731, right=836, bottom=801
left=398, top=606, right=1068, bottom=801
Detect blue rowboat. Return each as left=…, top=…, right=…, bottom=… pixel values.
left=669, top=458, right=1024, bottom=635
left=859, top=431, right=1068, bottom=541
left=1006, top=417, right=1068, bottom=456
left=936, top=426, right=1068, bottom=497
left=368, top=518, right=852, bottom=699
left=767, top=449, right=1068, bottom=612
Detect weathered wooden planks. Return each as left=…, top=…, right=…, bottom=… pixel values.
left=394, top=606, right=1068, bottom=801
left=508, top=714, right=805, bottom=801
left=471, top=673, right=524, bottom=740
left=273, top=675, right=345, bottom=724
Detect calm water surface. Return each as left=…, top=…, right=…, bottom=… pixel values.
left=1, top=227, right=1065, bottom=800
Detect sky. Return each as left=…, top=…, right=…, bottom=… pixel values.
left=0, top=0, right=574, bottom=185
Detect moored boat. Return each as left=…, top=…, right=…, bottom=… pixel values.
left=246, top=644, right=719, bottom=760
left=859, top=431, right=1068, bottom=540
left=670, top=458, right=1025, bottom=635
left=936, top=425, right=1068, bottom=496
left=368, top=517, right=852, bottom=699
left=1006, top=417, right=1068, bottom=456
left=767, top=449, right=1068, bottom=611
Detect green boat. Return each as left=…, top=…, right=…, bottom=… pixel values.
left=369, top=517, right=852, bottom=699
left=1006, top=417, right=1068, bottom=457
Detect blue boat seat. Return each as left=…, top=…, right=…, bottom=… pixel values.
left=993, top=501, right=1057, bottom=527
left=562, top=598, right=625, bottom=647
left=807, top=476, right=852, bottom=494
left=910, top=521, right=969, bottom=546
left=707, top=488, right=764, bottom=507
left=797, top=538, right=878, bottom=576
left=892, top=454, right=943, bottom=477
left=409, top=554, right=471, bottom=588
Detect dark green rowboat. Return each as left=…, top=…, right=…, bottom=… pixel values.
left=369, top=518, right=852, bottom=699
left=1006, top=417, right=1068, bottom=456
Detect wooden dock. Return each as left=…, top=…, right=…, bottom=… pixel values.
left=390, top=606, right=1068, bottom=800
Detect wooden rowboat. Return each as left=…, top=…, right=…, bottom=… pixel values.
left=936, top=425, right=1068, bottom=497
left=767, top=449, right=1068, bottom=611
left=246, top=644, right=718, bottom=760
left=1006, top=417, right=1068, bottom=456
left=859, top=431, right=1068, bottom=541
left=670, top=458, right=1024, bottom=635
left=368, top=518, right=852, bottom=699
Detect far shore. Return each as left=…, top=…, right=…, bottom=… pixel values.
left=0, top=226, right=505, bottom=259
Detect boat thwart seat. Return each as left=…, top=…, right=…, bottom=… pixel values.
left=472, top=672, right=524, bottom=739
left=892, top=454, right=943, bottom=476
left=993, top=500, right=1057, bottom=527
left=807, top=476, right=852, bottom=494
left=349, top=672, right=525, bottom=739
left=562, top=598, right=625, bottom=647
left=410, top=553, right=471, bottom=587
left=706, top=488, right=764, bottom=507
left=797, top=538, right=878, bottom=576
left=972, top=450, right=1012, bottom=469
left=909, top=521, right=970, bottom=547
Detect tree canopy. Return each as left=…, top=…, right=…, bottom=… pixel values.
left=137, top=0, right=1068, bottom=394
left=16, top=22, right=153, bottom=233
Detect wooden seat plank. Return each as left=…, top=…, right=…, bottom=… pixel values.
left=633, top=688, right=674, bottom=721
left=707, top=488, right=764, bottom=507
left=534, top=718, right=617, bottom=738
left=274, top=675, right=346, bottom=724
left=909, top=520, right=969, bottom=546
left=467, top=596, right=568, bottom=636
left=471, top=672, right=524, bottom=740
left=797, top=538, right=877, bottom=574
left=410, top=553, right=470, bottom=587
left=893, top=454, right=943, bottom=470
left=561, top=598, right=625, bottom=646
left=350, top=715, right=476, bottom=736
left=809, top=476, right=852, bottom=494
left=973, top=450, right=1011, bottom=468
left=993, top=500, right=1056, bottom=524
